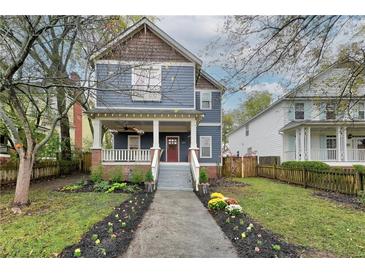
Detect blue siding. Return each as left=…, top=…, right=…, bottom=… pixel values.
left=113, top=132, right=190, bottom=162
left=196, top=92, right=222, bottom=123
left=197, top=126, right=221, bottom=164
left=96, top=64, right=194, bottom=108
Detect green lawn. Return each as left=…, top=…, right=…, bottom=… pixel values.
left=0, top=186, right=128, bottom=257
left=216, top=177, right=365, bottom=257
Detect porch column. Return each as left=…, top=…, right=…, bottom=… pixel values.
left=300, top=127, right=305, bottom=161
left=92, top=119, right=102, bottom=149
left=295, top=128, right=301, bottom=160
left=91, top=118, right=102, bottom=167
left=342, top=127, right=348, bottom=161
left=190, top=119, right=197, bottom=149
left=305, top=127, right=311, bottom=160
left=336, top=126, right=341, bottom=161
left=152, top=120, right=160, bottom=149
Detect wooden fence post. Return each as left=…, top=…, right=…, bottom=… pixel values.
left=273, top=165, right=277, bottom=180
left=304, top=169, right=308, bottom=188
left=355, top=171, right=361, bottom=194
left=241, top=157, right=244, bottom=178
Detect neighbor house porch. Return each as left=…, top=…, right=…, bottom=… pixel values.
left=282, top=121, right=365, bottom=166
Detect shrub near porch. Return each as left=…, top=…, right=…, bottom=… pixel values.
left=0, top=184, right=128, bottom=257
left=216, top=177, right=365, bottom=257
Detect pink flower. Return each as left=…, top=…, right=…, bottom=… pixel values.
left=255, top=247, right=260, bottom=253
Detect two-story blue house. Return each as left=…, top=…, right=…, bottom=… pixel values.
left=87, top=18, right=224, bottom=190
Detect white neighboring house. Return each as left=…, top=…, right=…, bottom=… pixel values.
left=228, top=65, right=365, bottom=166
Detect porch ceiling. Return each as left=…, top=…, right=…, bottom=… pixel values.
left=103, top=120, right=191, bottom=132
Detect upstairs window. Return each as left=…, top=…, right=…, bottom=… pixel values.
left=358, top=102, right=365, bottom=119
left=295, top=103, right=304, bottom=120
left=200, top=136, right=212, bottom=158
left=326, top=103, right=336, bottom=120
left=131, top=65, right=161, bottom=101
left=200, top=91, right=212, bottom=110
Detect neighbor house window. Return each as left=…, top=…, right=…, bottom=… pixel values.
left=245, top=124, right=249, bottom=136
left=295, top=103, right=304, bottom=120
left=131, top=65, right=161, bottom=101
left=200, top=91, right=212, bottom=110
left=128, top=135, right=140, bottom=149
left=358, top=102, right=365, bottom=119
left=200, top=136, right=212, bottom=158
left=326, top=103, right=336, bottom=120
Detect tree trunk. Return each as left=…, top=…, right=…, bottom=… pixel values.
left=57, top=89, right=72, bottom=161
left=13, top=155, right=33, bottom=206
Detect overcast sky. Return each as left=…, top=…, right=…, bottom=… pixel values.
left=157, top=16, right=286, bottom=111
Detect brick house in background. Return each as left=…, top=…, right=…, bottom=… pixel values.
left=86, top=17, right=224, bottom=190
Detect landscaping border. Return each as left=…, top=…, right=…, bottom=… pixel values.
left=59, top=192, right=154, bottom=258
left=195, top=187, right=305, bottom=258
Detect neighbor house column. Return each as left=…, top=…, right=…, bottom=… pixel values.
left=306, top=127, right=311, bottom=160
left=91, top=118, right=102, bottom=167
left=295, top=128, right=301, bottom=160
left=300, top=127, right=305, bottom=161
left=336, top=126, right=341, bottom=161
left=342, top=127, right=347, bottom=161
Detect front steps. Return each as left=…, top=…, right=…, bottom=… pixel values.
left=157, top=163, right=193, bottom=191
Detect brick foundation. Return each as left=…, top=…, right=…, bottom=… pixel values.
left=200, top=165, right=220, bottom=179
left=91, top=149, right=101, bottom=168
left=102, top=164, right=150, bottom=181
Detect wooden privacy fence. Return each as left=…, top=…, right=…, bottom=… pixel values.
left=257, top=165, right=363, bottom=195
left=0, top=155, right=90, bottom=186
left=222, top=156, right=257, bottom=178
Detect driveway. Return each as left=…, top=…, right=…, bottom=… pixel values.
left=122, top=190, right=237, bottom=258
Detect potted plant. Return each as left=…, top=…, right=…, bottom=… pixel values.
left=144, top=169, right=155, bottom=192
left=199, top=168, right=209, bottom=195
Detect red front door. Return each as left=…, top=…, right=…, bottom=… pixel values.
left=166, top=137, right=179, bottom=162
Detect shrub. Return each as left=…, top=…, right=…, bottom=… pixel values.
left=208, top=198, right=227, bottom=210
left=145, top=169, right=154, bottom=182
left=225, top=197, right=239, bottom=205
left=105, top=182, right=127, bottom=193
left=130, top=168, right=144, bottom=184
left=358, top=191, right=365, bottom=205
left=353, top=165, right=365, bottom=174
left=74, top=248, right=81, bottom=257
left=210, top=192, right=224, bottom=199
left=93, top=180, right=110, bottom=192
left=281, top=161, right=330, bottom=171
left=90, top=165, right=103, bottom=183
left=225, top=204, right=243, bottom=215
left=61, top=184, right=82, bottom=192
left=199, top=168, right=208, bottom=183
left=110, top=168, right=124, bottom=184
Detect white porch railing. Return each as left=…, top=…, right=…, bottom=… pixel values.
left=347, top=149, right=365, bottom=161
left=102, top=149, right=151, bottom=162
left=190, top=150, right=200, bottom=191
left=311, top=149, right=337, bottom=161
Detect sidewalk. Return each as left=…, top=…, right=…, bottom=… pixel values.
left=122, top=190, right=237, bottom=258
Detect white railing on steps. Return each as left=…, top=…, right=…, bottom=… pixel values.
left=190, top=150, right=200, bottom=191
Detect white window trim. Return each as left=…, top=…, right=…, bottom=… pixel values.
left=127, top=135, right=141, bottom=149
left=200, top=136, right=212, bottom=158
left=294, top=102, right=305, bottom=120
left=200, top=91, right=212, bottom=110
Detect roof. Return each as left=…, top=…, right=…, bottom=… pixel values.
left=199, top=70, right=226, bottom=92
left=91, top=17, right=202, bottom=66
left=279, top=120, right=365, bottom=132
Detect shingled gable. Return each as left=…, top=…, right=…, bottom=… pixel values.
left=91, top=17, right=202, bottom=65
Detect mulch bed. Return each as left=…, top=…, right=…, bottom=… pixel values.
left=59, top=192, right=154, bottom=258
left=313, top=191, right=365, bottom=211
left=196, top=190, right=306, bottom=258
left=57, top=180, right=144, bottom=194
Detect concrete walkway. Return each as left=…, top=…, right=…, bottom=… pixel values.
left=122, top=190, right=237, bottom=258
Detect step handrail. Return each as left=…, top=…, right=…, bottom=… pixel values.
left=190, top=149, right=200, bottom=191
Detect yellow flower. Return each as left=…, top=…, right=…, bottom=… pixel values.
left=210, top=192, right=224, bottom=199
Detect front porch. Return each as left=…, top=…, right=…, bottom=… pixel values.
left=87, top=109, right=203, bottom=190
left=282, top=121, right=365, bottom=165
